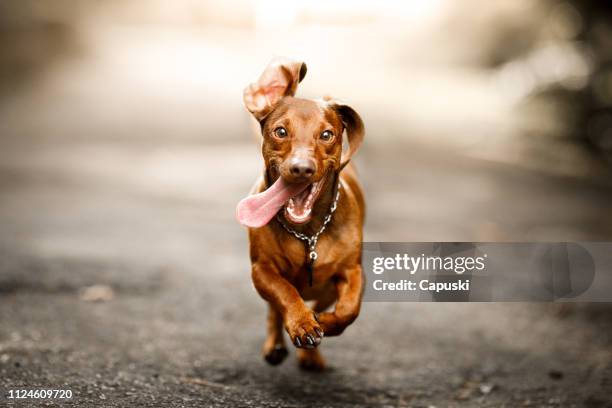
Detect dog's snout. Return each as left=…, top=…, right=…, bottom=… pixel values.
left=289, top=158, right=316, bottom=179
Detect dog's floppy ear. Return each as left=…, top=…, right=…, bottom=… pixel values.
left=330, top=102, right=365, bottom=169
left=243, top=57, right=307, bottom=121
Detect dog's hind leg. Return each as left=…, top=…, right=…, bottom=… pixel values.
left=263, top=304, right=288, bottom=365
left=297, top=348, right=326, bottom=371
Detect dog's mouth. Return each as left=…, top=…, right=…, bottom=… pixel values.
left=283, top=175, right=327, bottom=225
left=235, top=171, right=329, bottom=228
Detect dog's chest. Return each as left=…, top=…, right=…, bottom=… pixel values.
left=279, top=234, right=349, bottom=286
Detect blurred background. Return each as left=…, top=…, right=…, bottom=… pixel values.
left=1, top=1, right=611, bottom=406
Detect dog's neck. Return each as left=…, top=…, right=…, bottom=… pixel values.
left=266, top=170, right=340, bottom=237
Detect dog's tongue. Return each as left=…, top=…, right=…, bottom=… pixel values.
left=236, top=177, right=308, bottom=228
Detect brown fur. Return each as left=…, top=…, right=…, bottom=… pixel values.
left=243, top=58, right=365, bottom=371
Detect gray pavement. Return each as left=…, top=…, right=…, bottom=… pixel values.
left=1, top=137, right=612, bottom=407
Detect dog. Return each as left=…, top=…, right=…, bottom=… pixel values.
left=236, top=57, right=365, bottom=371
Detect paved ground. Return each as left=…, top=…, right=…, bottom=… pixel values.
left=1, top=136, right=612, bottom=407
left=1, top=13, right=612, bottom=407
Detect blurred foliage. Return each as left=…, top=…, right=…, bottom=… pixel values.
left=568, top=1, right=612, bottom=164
left=528, top=1, right=612, bottom=164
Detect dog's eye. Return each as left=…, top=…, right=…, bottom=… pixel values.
left=320, top=130, right=333, bottom=141
left=274, top=127, right=288, bottom=138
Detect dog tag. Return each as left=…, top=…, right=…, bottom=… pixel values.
left=306, top=261, right=313, bottom=287
left=307, top=250, right=317, bottom=286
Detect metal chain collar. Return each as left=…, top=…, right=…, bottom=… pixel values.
left=276, top=181, right=342, bottom=263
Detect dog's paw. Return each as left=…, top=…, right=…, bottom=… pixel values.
left=297, top=348, right=326, bottom=371
left=264, top=344, right=288, bottom=366
left=286, top=311, right=324, bottom=349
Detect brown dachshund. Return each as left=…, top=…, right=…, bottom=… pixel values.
left=236, top=57, right=365, bottom=371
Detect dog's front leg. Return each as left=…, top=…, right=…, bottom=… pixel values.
left=252, top=262, right=323, bottom=348
left=316, top=264, right=363, bottom=336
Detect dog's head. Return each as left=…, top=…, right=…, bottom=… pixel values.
left=243, top=57, right=364, bottom=225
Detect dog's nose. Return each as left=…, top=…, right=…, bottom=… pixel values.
left=289, top=158, right=315, bottom=179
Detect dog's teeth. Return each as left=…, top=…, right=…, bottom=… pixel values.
left=286, top=205, right=311, bottom=221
